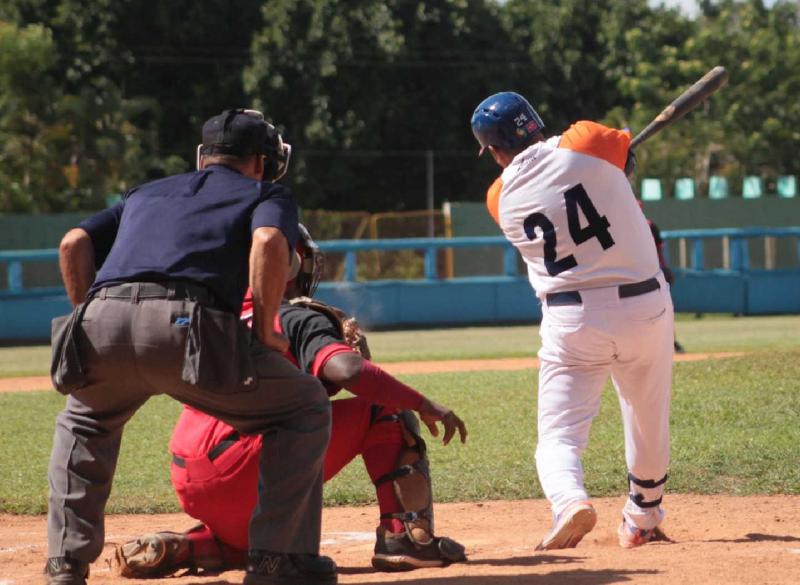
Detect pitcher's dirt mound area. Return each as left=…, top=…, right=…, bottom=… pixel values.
left=3, top=494, right=799, bottom=585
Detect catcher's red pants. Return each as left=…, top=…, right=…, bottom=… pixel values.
left=170, top=397, right=404, bottom=552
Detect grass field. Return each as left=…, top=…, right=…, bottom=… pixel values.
left=0, top=314, right=798, bottom=515
left=2, top=314, right=799, bottom=376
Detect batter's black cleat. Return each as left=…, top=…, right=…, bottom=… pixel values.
left=243, top=551, right=337, bottom=585
left=371, top=527, right=467, bottom=571
left=44, top=557, right=89, bottom=585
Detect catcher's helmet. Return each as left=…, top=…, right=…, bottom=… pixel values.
left=293, top=224, right=325, bottom=298
left=470, top=92, right=545, bottom=155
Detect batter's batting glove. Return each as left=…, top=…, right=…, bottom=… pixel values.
left=624, top=149, right=637, bottom=177
left=418, top=399, right=467, bottom=445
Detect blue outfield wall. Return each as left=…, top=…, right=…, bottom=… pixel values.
left=0, top=294, right=66, bottom=342
left=3, top=270, right=798, bottom=340
left=1, top=228, right=799, bottom=341
left=0, top=279, right=541, bottom=340
left=316, top=277, right=541, bottom=328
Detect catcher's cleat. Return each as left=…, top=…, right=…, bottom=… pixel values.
left=44, top=557, right=89, bottom=585
left=114, top=531, right=193, bottom=578
left=535, top=500, right=597, bottom=551
left=618, top=519, right=673, bottom=548
left=371, top=526, right=467, bottom=572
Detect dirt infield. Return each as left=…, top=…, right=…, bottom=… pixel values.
left=3, top=495, right=799, bottom=584
left=0, top=352, right=744, bottom=393
left=6, top=350, right=786, bottom=584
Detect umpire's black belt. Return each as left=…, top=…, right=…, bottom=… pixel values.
left=95, top=281, right=220, bottom=308
left=546, top=277, right=660, bottom=307
left=171, top=431, right=241, bottom=468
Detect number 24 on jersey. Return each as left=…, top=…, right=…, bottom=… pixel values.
left=523, top=184, right=615, bottom=276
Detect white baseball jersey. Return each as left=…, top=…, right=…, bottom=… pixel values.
left=486, top=121, right=658, bottom=297
left=484, top=121, right=673, bottom=533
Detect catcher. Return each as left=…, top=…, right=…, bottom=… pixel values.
left=114, top=226, right=468, bottom=577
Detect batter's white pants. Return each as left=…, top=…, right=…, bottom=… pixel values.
left=535, top=273, right=673, bottom=530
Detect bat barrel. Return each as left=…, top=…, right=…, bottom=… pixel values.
left=630, top=66, right=729, bottom=149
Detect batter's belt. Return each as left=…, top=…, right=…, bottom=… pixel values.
left=545, top=277, right=660, bottom=307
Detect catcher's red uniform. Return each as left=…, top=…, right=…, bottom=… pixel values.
left=169, top=296, right=424, bottom=556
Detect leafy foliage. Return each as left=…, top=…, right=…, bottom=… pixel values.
left=0, top=0, right=798, bottom=212
left=0, top=7, right=165, bottom=211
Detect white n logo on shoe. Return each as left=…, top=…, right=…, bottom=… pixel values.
left=255, top=556, right=281, bottom=573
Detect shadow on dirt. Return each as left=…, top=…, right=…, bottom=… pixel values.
left=338, top=569, right=659, bottom=584
left=468, top=553, right=579, bottom=567
left=336, top=554, right=577, bottom=575
left=707, top=532, right=800, bottom=544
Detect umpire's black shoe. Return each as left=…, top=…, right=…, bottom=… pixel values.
left=44, top=557, right=89, bottom=585
left=243, top=551, right=337, bottom=585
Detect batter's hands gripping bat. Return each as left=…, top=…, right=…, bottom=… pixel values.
left=630, top=66, right=729, bottom=149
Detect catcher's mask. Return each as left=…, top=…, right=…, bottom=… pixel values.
left=292, top=224, right=324, bottom=298
left=196, top=108, right=292, bottom=182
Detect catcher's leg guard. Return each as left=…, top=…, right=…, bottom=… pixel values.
left=372, top=411, right=466, bottom=566
left=374, top=410, right=434, bottom=544
left=114, top=524, right=227, bottom=578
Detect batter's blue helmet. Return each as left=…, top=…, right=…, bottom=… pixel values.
left=470, top=92, right=545, bottom=155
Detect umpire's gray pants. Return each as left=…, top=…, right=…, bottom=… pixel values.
left=47, top=296, right=331, bottom=563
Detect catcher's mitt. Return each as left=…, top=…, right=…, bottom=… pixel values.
left=115, top=531, right=192, bottom=578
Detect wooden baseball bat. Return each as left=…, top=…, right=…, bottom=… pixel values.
left=630, top=66, right=729, bottom=149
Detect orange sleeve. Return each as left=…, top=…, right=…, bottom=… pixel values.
left=486, top=177, right=503, bottom=225
left=558, top=120, right=631, bottom=170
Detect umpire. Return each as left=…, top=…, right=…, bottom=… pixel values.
left=45, top=109, right=336, bottom=585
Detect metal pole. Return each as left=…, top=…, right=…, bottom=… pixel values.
left=426, top=150, right=435, bottom=237
left=765, top=236, right=775, bottom=270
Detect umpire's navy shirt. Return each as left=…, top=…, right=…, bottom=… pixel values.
left=79, top=164, right=299, bottom=313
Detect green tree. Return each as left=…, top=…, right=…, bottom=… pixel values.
left=617, top=0, right=800, bottom=195
left=503, top=0, right=615, bottom=129
left=604, top=3, right=702, bottom=193
left=245, top=0, right=515, bottom=211
left=2, top=0, right=799, bottom=213
left=113, top=0, right=264, bottom=164
left=0, top=4, right=171, bottom=212
left=694, top=0, right=800, bottom=186
left=0, top=20, right=60, bottom=211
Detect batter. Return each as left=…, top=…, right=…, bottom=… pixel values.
left=471, top=92, right=674, bottom=550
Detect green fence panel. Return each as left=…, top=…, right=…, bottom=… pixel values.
left=708, top=176, right=729, bottom=199
left=445, top=201, right=504, bottom=277
left=777, top=175, right=797, bottom=198
left=640, top=178, right=663, bottom=201
left=674, top=177, right=696, bottom=200
left=742, top=176, right=764, bottom=199
left=105, top=194, right=122, bottom=207
left=0, top=213, right=92, bottom=251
